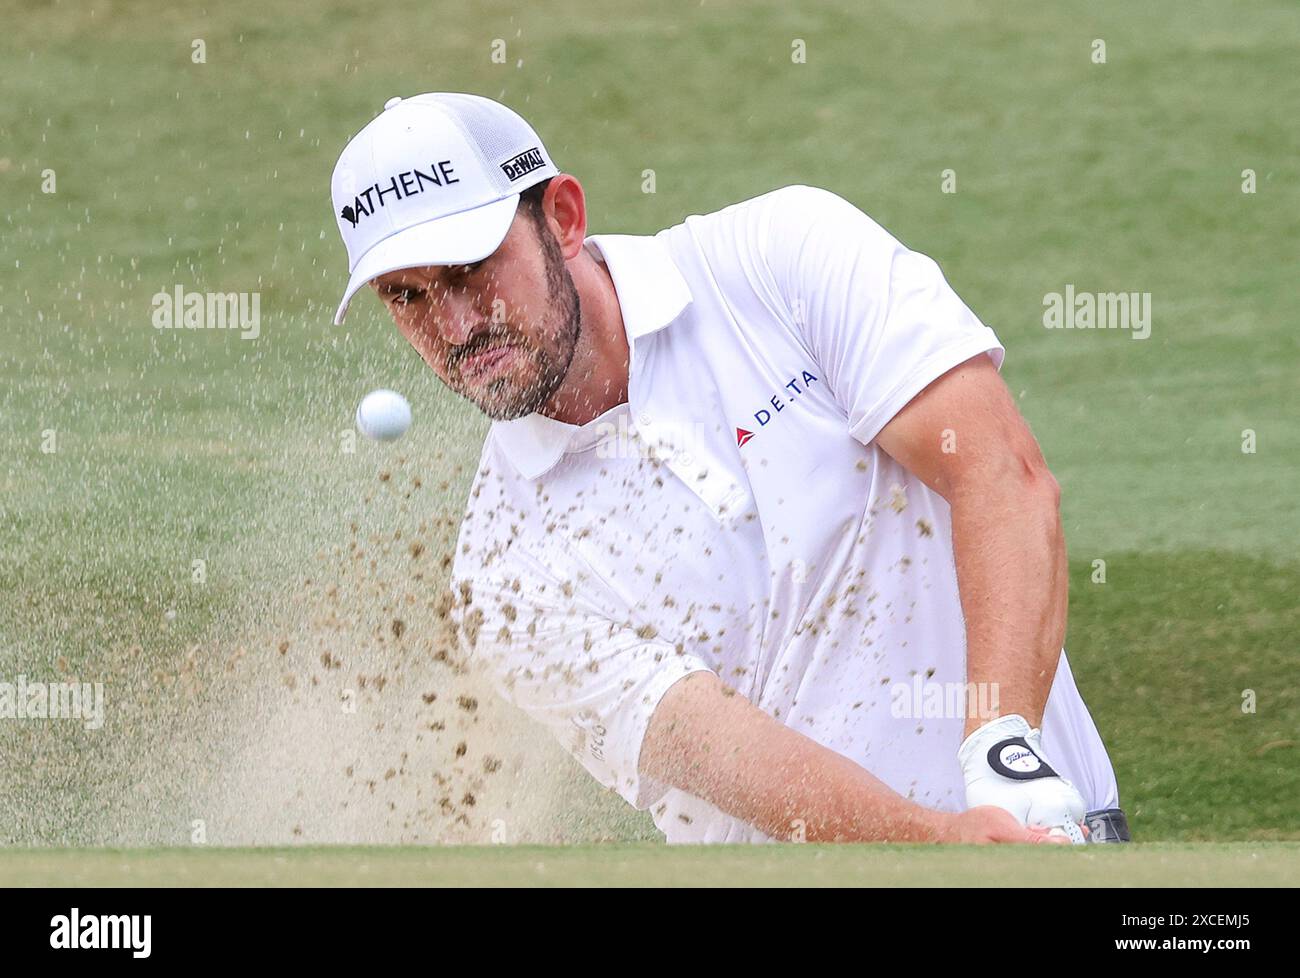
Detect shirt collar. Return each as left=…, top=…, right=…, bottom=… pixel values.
left=490, top=232, right=693, bottom=480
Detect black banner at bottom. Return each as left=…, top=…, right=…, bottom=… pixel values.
left=0, top=887, right=1286, bottom=965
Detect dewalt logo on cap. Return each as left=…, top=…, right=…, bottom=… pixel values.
left=500, top=147, right=546, bottom=182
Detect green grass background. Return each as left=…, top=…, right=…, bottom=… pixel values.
left=0, top=0, right=1296, bottom=859
left=5, top=843, right=1299, bottom=887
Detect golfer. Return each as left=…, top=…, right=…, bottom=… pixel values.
left=330, top=92, right=1128, bottom=845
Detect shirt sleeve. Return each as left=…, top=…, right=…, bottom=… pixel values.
left=757, top=184, right=1005, bottom=445
left=449, top=545, right=714, bottom=811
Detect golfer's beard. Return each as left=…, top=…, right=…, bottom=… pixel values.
left=465, top=241, right=581, bottom=422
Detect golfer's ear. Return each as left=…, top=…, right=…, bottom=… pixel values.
left=544, top=175, right=588, bottom=259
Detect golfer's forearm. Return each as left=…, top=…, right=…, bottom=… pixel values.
left=950, top=472, right=1067, bottom=736
left=642, top=672, right=951, bottom=842
left=719, top=730, right=949, bottom=843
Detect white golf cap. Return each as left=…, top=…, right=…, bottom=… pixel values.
left=330, top=92, right=559, bottom=325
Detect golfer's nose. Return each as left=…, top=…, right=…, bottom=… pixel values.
left=436, top=289, right=485, bottom=346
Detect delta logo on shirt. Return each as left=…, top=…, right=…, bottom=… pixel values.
left=736, top=369, right=819, bottom=446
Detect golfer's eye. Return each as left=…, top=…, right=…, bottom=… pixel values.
left=391, top=287, right=425, bottom=306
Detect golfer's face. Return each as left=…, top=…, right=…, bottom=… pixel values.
left=370, top=209, right=577, bottom=420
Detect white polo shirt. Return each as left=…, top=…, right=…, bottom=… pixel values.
left=450, top=184, right=1119, bottom=843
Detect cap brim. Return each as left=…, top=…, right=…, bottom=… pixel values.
left=332, top=194, right=520, bottom=325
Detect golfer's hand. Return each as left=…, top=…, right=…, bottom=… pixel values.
left=942, top=806, right=1072, bottom=844
left=958, top=714, right=1087, bottom=844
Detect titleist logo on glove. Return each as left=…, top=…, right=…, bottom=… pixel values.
left=988, top=737, right=1059, bottom=780
left=958, top=714, right=1087, bottom=843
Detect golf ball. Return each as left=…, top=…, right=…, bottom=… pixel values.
left=355, top=389, right=412, bottom=442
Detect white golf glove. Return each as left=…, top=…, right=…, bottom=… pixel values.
left=958, top=714, right=1087, bottom=844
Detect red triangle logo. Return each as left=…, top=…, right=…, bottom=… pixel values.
left=736, top=427, right=754, bottom=448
